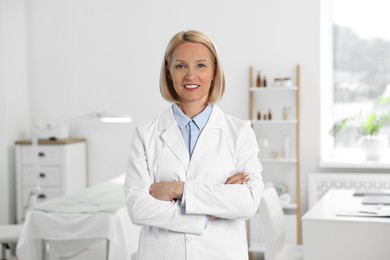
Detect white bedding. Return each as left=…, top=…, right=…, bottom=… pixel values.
left=16, top=174, right=140, bottom=260
left=33, top=182, right=125, bottom=214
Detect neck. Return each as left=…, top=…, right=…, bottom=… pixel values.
left=178, top=103, right=208, bottom=119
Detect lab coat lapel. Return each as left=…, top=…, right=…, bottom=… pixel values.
left=159, top=107, right=190, bottom=168
left=191, top=106, right=224, bottom=162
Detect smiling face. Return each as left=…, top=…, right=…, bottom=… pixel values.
left=168, top=42, right=215, bottom=112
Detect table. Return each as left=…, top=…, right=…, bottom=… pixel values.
left=302, top=189, right=390, bottom=260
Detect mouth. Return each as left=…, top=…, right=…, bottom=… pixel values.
left=184, top=84, right=200, bottom=89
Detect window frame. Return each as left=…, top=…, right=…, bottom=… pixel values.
left=319, top=0, right=390, bottom=169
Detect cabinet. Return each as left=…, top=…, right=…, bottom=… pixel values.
left=248, top=65, right=301, bottom=247
left=15, top=138, right=87, bottom=223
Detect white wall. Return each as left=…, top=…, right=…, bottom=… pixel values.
left=0, top=0, right=30, bottom=223
left=2, top=0, right=322, bottom=222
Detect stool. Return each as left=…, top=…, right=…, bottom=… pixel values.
left=0, top=225, right=23, bottom=260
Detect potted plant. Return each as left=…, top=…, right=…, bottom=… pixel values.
left=330, top=93, right=390, bottom=161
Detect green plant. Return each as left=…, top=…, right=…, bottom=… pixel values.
left=330, top=94, right=390, bottom=137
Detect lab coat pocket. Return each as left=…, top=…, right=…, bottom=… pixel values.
left=138, top=238, right=173, bottom=260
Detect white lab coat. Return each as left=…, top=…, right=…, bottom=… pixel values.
left=124, top=105, right=263, bottom=260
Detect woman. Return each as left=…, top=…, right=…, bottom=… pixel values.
left=124, top=30, right=263, bottom=260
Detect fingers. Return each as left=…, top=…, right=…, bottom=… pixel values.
left=225, top=172, right=249, bottom=184
left=149, top=182, right=173, bottom=201
left=149, top=183, right=161, bottom=199
left=225, top=173, right=244, bottom=184
left=149, top=181, right=184, bottom=201
left=209, top=215, right=218, bottom=221
left=226, top=172, right=243, bottom=184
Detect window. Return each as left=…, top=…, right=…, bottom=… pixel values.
left=321, top=0, right=390, bottom=165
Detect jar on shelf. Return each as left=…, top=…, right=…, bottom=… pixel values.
left=274, top=78, right=283, bottom=87
left=282, top=77, right=292, bottom=87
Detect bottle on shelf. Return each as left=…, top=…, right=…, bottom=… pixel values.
left=258, top=137, right=270, bottom=158
left=268, top=109, right=272, bottom=120
left=282, top=107, right=288, bottom=120
left=256, top=71, right=262, bottom=88
left=257, top=111, right=261, bottom=120
left=263, top=75, right=267, bottom=88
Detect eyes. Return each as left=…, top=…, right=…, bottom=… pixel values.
left=174, top=63, right=207, bottom=69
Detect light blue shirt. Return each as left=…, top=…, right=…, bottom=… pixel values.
left=172, top=104, right=213, bottom=228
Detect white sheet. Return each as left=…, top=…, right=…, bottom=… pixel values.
left=16, top=174, right=140, bottom=260
left=32, top=182, right=125, bottom=214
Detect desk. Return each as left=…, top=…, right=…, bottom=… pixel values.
left=302, top=189, right=390, bottom=260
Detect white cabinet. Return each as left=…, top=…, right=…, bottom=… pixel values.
left=248, top=65, right=301, bottom=247
left=15, top=138, right=87, bottom=223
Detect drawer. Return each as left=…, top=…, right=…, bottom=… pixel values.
left=22, top=186, right=61, bottom=208
left=21, top=166, right=61, bottom=186
left=21, top=146, right=62, bottom=165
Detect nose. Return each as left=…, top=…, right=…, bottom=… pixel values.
left=184, top=66, right=196, bottom=80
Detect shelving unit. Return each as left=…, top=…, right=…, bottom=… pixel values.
left=249, top=65, right=301, bottom=245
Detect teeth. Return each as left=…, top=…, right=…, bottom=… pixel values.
left=185, top=85, right=199, bottom=89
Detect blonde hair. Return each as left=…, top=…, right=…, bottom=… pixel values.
left=160, top=30, right=225, bottom=104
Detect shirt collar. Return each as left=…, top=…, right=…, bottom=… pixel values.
left=172, top=104, right=213, bottom=130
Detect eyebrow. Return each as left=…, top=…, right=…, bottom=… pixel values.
left=174, top=59, right=210, bottom=63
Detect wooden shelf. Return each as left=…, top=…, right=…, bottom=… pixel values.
left=260, top=158, right=298, bottom=164
left=251, top=119, right=298, bottom=125
left=249, top=86, right=298, bottom=92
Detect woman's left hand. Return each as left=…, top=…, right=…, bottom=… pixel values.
left=225, top=172, right=249, bottom=184
left=149, top=181, right=184, bottom=201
